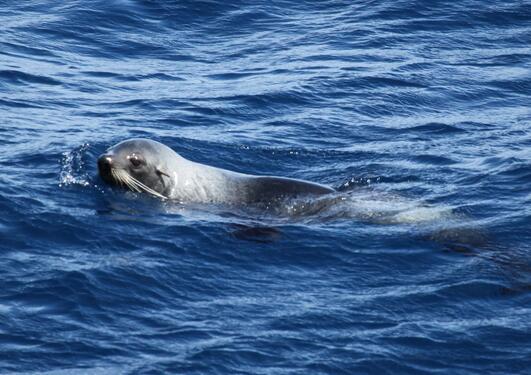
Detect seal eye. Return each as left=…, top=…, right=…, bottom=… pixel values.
left=129, top=154, right=143, bottom=168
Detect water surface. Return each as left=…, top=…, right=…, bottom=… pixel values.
left=1, top=1, right=530, bottom=374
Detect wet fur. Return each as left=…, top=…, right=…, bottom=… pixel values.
left=98, top=138, right=335, bottom=204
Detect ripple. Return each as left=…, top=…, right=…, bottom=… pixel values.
left=0, top=70, right=62, bottom=86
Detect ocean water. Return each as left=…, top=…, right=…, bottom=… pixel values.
left=1, top=0, right=530, bottom=373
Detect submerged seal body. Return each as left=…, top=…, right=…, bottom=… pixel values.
left=97, top=138, right=335, bottom=203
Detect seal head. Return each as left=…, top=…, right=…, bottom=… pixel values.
left=98, top=139, right=172, bottom=199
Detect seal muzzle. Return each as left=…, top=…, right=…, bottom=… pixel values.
left=97, top=154, right=114, bottom=183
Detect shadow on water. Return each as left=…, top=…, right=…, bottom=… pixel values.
left=230, top=224, right=282, bottom=243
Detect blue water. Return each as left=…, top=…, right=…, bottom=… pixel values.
left=1, top=0, right=531, bottom=373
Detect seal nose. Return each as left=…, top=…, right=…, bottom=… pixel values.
left=97, top=154, right=113, bottom=176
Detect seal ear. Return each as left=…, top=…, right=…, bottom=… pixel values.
left=156, top=168, right=170, bottom=178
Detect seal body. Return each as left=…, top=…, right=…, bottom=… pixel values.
left=98, top=138, right=335, bottom=204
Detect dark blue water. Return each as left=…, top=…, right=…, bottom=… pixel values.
left=1, top=1, right=531, bottom=373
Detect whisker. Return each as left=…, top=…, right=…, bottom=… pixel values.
left=111, top=169, right=123, bottom=186
left=131, top=178, right=166, bottom=199
left=117, top=170, right=142, bottom=193
left=110, top=168, right=166, bottom=200
left=128, top=175, right=166, bottom=199
left=121, top=173, right=141, bottom=191
left=124, top=176, right=144, bottom=193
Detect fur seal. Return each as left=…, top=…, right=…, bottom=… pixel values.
left=97, top=138, right=335, bottom=203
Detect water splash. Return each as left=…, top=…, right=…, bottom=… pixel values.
left=59, top=143, right=92, bottom=187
